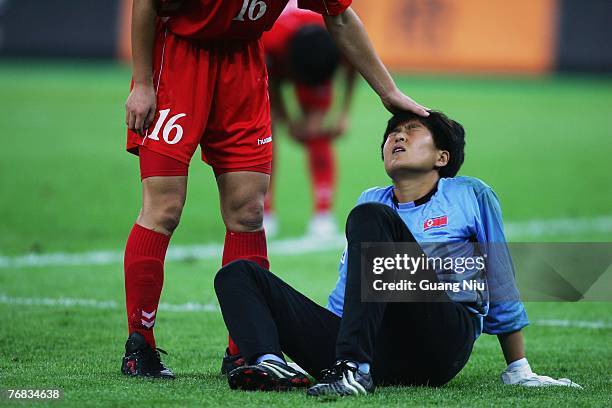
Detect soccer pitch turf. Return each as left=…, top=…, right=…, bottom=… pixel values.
left=0, top=62, right=611, bottom=406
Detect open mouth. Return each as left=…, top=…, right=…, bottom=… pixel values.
left=392, top=145, right=406, bottom=154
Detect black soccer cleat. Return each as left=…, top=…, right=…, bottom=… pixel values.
left=121, top=332, right=175, bottom=379
left=228, top=360, right=311, bottom=391
left=307, top=360, right=374, bottom=397
left=220, top=348, right=246, bottom=376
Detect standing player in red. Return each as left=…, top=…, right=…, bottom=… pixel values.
left=121, top=0, right=429, bottom=379
left=262, top=0, right=356, bottom=238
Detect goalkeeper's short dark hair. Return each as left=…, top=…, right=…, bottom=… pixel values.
left=381, top=111, right=466, bottom=178
left=289, top=25, right=340, bottom=86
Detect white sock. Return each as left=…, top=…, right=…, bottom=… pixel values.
left=507, top=357, right=529, bottom=371
left=255, top=353, right=285, bottom=365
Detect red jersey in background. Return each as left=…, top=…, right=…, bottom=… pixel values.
left=164, top=0, right=351, bottom=41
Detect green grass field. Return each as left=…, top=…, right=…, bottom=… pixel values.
left=0, top=61, right=611, bottom=407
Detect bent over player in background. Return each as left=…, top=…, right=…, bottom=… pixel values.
left=214, top=111, right=581, bottom=394
left=262, top=0, right=357, bottom=237
left=121, top=0, right=430, bottom=378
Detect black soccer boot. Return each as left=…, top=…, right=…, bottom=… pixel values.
left=121, top=332, right=175, bottom=379
left=307, top=360, right=374, bottom=397
left=228, top=359, right=311, bottom=391
left=221, top=348, right=246, bottom=376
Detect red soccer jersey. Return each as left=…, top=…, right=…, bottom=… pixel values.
left=164, top=0, right=351, bottom=41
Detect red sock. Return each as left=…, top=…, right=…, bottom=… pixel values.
left=305, top=138, right=335, bottom=213
left=124, top=224, right=170, bottom=349
left=222, top=230, right=269, bottom=269
left=222, top=229, right=269, bottom=355
left=228, top=335, right=240, bottom=356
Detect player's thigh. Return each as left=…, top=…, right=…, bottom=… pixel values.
left=127, top=23, right=214, bottom=166
left=142, top=176, right=187, bottom=208
left=201, top=40, right=272, bottom=173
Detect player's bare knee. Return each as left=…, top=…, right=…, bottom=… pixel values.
left=140, top=200, right=184, bottom=234
left=236, top=210, right=263, bottom=231
left=228, top=200, right=264, bottom=231
left=158, top=203, right=183, bottom=233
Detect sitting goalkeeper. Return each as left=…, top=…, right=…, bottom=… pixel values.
left=214, top=110, right=581, bottom=396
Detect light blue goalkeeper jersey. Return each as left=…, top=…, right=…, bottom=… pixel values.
left=326, top=176, right=529, bottom=337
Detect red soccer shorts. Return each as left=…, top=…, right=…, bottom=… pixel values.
left=126, top=22, right=273, bottom=176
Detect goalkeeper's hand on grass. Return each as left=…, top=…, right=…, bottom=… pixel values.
left=501, top=359, right=582, bottom=388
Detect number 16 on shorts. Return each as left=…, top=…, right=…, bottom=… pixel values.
left=147, top=109, right=187, bottom=145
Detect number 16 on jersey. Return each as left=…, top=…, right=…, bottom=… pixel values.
left=233, top=0, right=268, bottom=21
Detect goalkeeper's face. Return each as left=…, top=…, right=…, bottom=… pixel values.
left=382, top=120, right=449, bottom=180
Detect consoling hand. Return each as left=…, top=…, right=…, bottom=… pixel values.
left=381, top=87, right=430, bottom=117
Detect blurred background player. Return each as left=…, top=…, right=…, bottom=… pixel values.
left=122, top=0, right=429, bottom=379
left=262, top=0, right=357, bottom=238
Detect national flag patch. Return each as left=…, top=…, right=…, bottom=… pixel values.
left=423, top=216, right=448, bottom=231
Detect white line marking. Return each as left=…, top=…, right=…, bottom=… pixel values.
left=0, top=294, right=610, bottom=330
left=0, top=215, right=611, bottom=269
left=503, top=215, right=612, bottom=239
left=531, top=319, right=612, bottom=330
left=0, top=294, right=219, bottom=313
left=0, top=235, right=342, bottom=269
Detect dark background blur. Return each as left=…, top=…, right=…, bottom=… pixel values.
left=1, top=0, right=611, bottom=73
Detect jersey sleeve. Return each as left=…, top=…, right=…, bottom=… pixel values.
left=476, top=188, right=529, bottom=335
left=297, top=0, right=352, bottom=16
